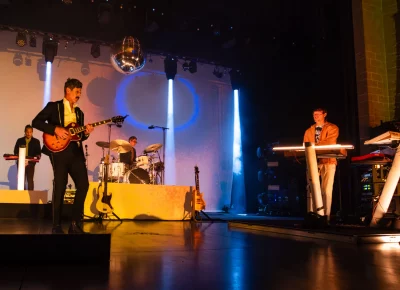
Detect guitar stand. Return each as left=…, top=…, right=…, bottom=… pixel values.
left=84, top=211, right=122, bottom=223
left=193, top=210, right=212, bottom=222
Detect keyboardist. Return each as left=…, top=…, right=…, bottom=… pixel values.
left=13, top=125, right=42, bottom=190
left=303, top=108, right=339, bottom=223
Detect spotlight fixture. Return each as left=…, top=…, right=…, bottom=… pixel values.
left=213, top=67, right=223, bottom=78
left=16, top=31, right=27, bottom=47
left=25, top=56, right=32, bottom=67
left=164, top=55, right=177, bottom=80
left=13, top=53, right=23, bottom=66
left=91, top=43, right=100, bottom=58
left=42, top=35, right=58, bottom=63
left=182, top=60, right=197, bottom=73
left=81, top=63, right=90, bottom=76
left=182, top=61, right=190, bottom=71
left=229, top=69, right=242, bottom=90
left=29, top=34, right=36, bottom=47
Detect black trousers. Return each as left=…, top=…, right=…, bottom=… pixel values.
left=16, top=163, right=35, bottom=190
left=50, top=142, right=89, bottom=225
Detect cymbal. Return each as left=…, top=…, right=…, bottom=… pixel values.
left=96, top=141, right=110, bottom=148
left=144, top=143, right=162, bottom=153
left=110, top=139, right=132, bottom=153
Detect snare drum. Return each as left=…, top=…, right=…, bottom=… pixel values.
left=98, top=163, right=112, bottom=180
left=136, top=155, right=149, bottom=169
left=123, top=168, right=150, bottom=184
left=110, top=162, right=125, bottom=178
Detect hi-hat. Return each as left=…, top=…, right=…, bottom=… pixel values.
left=144, top=143, right=162, bottom=153
left=96, top=141, right=110, bottom=148
left=110, top=139, right=132, bottom=153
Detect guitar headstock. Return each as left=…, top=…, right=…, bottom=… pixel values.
left=112, top=115, right=128, bottom=126
left=194, top=165, right=199, bottom=174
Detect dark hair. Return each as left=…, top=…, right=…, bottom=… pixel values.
left=64, top=78, right=83, bottom=94
left=313, top=108, right=327, bottom=114
left=129, top=136, right=137, bottom=142
left=25, top=124, right=33, bottom=131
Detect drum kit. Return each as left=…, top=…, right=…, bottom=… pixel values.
left=95, top=139, right=164, bottom=185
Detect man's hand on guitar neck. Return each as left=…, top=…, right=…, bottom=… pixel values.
left=54, top=127, right=70, bottom=139
left=84, top=124, right=94, bottom=135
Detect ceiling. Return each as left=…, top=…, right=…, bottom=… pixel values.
left=0, top=0, right=340, bottom=68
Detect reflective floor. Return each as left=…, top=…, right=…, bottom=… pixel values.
left=0, top=218, right=400, bottom=290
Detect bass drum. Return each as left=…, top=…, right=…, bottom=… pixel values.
left=123, top=168, right=150, bottom=184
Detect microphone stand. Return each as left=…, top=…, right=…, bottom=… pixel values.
left=107, top=124, right=116, bottom=156
left=148, top=125, right=169, bottom=185
left=85, top=145, right=89, bottom=169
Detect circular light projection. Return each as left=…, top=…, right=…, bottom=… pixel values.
left=115, top=72, right=199, bottom=131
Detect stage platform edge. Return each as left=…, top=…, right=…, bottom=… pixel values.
left=228, top=222, right=400, bottom=244
left=0, top=189, right=48, bottom=204
left=0, top=233, right=111, bottom=263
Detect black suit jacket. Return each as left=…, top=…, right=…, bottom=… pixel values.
left=119, top=147, right=136, bottom=165
left=32, top=100, right=88, bottom=156
left=13, top=137, right=42, bottom=165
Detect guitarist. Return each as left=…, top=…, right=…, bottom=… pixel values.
left=32, top=78, right=94, bottom=234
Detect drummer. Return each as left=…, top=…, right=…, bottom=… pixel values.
left=119, top=136, right=137, bottom=169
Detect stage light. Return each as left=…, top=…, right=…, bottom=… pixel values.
left=182, top=60, right=197, bottom=73
left=188, top=60, right=197, bottom=73
left=91, top=43, right=100, bottom=58
left=25, top=57, right=32, bottom=66
left=29, top=34, right=36, bottom=47
left=81, top=63, right=90, bottom=75
left=42, top=35, right=58, bottom=63
left=16, top=31, right=27, bottom=47
left=164, top=56, right=177, bottom=80
left=13, top=53, right=23, bottom=66
left=230, top=69, right=242, bottom=90
left=213, top=67, right=223, bottom=78
left=182, top=61, right=189, bottom=71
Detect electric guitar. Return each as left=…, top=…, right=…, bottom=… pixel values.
left=96, top=154, right=113, bottom=214
left=194, top=165, right=206, bottom=211
left=43, top=115, right=127, bottom=152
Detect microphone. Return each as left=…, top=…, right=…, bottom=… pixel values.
left=148, top=125, right=155, bottom=129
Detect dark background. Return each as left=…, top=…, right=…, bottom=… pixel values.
left=0, top=0, right=359, bottom=214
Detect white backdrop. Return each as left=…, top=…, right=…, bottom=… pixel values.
left=0, top=31, right=234, bottom=211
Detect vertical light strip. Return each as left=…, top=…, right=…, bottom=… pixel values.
left=233, top=89, right=242, bottom=174
left=231, top=89, right=246, bottom=213
left=43, top=62, right=52, bottom=107
left=165, top=79, right=176, bottom=185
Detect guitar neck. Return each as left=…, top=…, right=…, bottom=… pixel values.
left=69, top=118, right=112, bottom=135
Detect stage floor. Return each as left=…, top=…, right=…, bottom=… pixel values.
left=1, top=217, right=400, bottom=289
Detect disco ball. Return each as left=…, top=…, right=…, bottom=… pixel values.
left=110, top=36, right=145, bottom=75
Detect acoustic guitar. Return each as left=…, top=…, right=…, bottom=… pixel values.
left=194, top=165, right=206, bottom=211
left=96, top=154, right=113, bottom=214
left=43, top=115, right=127, bottom=152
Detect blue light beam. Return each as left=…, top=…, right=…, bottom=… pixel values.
left=231, top=89, right=246, bottom=213
left=43, top=62, right=52, bottom=107
left=165, top=79, right=176, bottom=185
